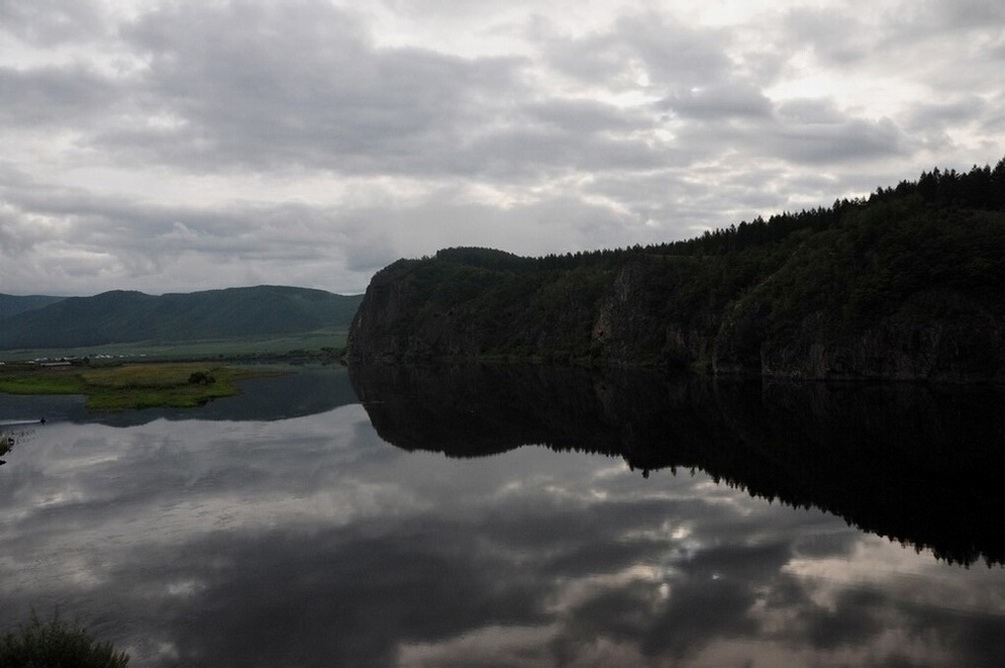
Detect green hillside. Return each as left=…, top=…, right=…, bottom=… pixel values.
left=0, top=286, right=363, bottom=350
left=348, top=159, right=1005, bottom=381
left=0, top=294, right=65, bottom=318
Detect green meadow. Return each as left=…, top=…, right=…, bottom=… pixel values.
left=0, top=362, right=283, bottom=411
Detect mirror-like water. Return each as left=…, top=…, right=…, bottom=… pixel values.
left=1, top=364, right=1003, bottom=667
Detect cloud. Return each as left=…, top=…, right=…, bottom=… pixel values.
left=0, top=0, right=105, bottom=45
left=660, top=82, right=773, bottom=120
left=782, top=6, right=873, bottom=66
left=769, top=116, right=911, bottom=164
left=538, top=11, right=733, bottom=91
left=0, top=65, right=119, bottom=126
left=0, top=0, right=1003, bottom=296
left=0, top=173, right=376, bottom=294
left=902, top=0, right=1005, bottom=33
left=103, top=0, right=526, bottom=177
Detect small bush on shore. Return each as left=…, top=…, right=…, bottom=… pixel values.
left=0, top=610, right=129, bottom=667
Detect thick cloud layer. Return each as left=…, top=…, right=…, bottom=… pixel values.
left=1, top=0, right=1001, bottom=295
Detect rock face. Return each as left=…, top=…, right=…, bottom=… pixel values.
left=348, top=182, right=1005, bottom=381
left=714, top=288, right=1005, bottom=381
left=347, top=251, right=1005, bottom=381
left=346, top=260, right=434, bottom=363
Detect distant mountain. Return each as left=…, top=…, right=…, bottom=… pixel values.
left=0, top=286, right=363, bottom=349
left=0, top=294, right=66, bottom=318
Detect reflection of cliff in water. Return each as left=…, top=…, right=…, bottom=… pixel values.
left=351, top=363, right=1005, bottom=567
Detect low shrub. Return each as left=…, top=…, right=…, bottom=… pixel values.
left=0, top=610, right=129, bottom=667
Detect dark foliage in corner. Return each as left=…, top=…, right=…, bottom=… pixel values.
left=0, top=610, right=129, bottom=668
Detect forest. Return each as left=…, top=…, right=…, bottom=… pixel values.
left=348, top=159, right=1005, bottom=381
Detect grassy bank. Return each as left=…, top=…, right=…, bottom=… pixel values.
left=0, top=362, right=280, bottom=411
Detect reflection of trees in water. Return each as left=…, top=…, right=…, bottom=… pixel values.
left=351, top=363, right=1005, bottom=567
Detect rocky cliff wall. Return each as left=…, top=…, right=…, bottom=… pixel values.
left=347, top=252, right=1005, bottom=381
left=347, top=196, right=1005, bottom=382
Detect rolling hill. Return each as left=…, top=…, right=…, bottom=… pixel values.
left=0, top=294, right=66, bottom=318
left=0, top=286, right=363, bottom=350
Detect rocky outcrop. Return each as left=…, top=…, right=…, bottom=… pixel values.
left=347, top=180, right=1005, bottom=382
left=348, top=250, right=1005, bottom=381
left=347, top=253, right=1005, bottom=383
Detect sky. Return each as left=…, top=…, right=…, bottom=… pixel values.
left=1, top=0, right=1003, bottom=296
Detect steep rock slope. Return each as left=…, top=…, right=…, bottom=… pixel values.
left=348, top=162, right=1005, bottom=381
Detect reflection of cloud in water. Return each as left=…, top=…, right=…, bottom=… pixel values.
left=0, top=383, right=1003, bottom=666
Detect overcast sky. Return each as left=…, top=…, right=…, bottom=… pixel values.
left=1, top=0, right=1003, bottom=296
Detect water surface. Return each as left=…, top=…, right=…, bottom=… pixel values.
left=1, top=364, right=1003, bottom=666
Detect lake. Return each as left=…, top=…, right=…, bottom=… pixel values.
left=1, top=364, right=1004, bottom=667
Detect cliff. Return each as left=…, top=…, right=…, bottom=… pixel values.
left=347, top=162, right=1005, bottom=381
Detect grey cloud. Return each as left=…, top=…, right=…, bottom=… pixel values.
left=539, top=12, right=732, bottom=91
left=0, top=178, right=376, bottom=294
left=103, top=1, right=675, bottom=186
left=980, top=94, right=1005, bottom=135
left=782, top=6, right=872, bottom=66
left=0, top=65, right=120, bottom=126
left=108, top=0, right=527, bottom=176
left=904, top=0, right=1005, bottom=32
left=0, top=204, right=46, bottom=257
left=0, top=0, right=1001, bottom=298
left=905, top=95, right=989, bottom=137
left=537, top=30, right=636, bottom=89
left=606, top=13, right=732, bottom=89
left=381, top=0, right=516, bottom=20
left=524, top=98, right=646, bottom=134
left=777, top=0, right=1005, bottom=135
left=585, top=166, right=788, bottom=235
left=459, top=127, right=667, bottom=179
left=1, top=167, right=647, bottom=295
left=776, top=98, right=849, bottom=125
left=660, top=82, right=773, bottom=120
left=671, top=105, right=912, bottom=167
left=769, top=117, right=911, bottom=164
left=0, top=0, right=104, bottom=45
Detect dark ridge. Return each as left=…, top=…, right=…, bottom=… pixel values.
left=0, top=286, right=363, bottom=349
left=0, top=294, right=65, bottom=318
left=348, top=159, right=1005, bottom=381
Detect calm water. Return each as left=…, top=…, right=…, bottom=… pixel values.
left=1, top=364, right=1004, bottom=667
